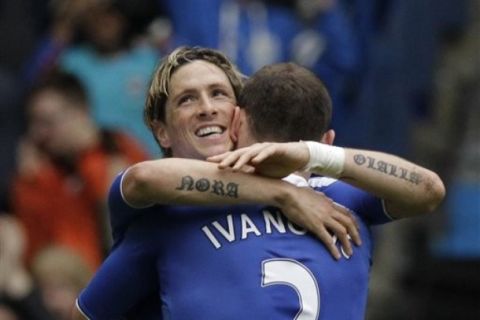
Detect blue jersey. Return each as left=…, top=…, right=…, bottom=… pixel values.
left=78, top=173, right=391, bottom=319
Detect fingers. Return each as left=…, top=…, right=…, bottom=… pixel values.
left=324, top=220, right=353, bottom=257
left=206, top=151, right=241, bottom=167
left=208, top=151, right=254, bottom=171
left=206, top=153, right=227, bottom=163
left=222, top=150, right=248, bottom=170
left=239, top=164, right=256, bottom=174
left=207, top=143, right=274, bottom=170
left=305, top=193, right=362, bottom=259
left=336, top=229, right=353, bottom=258
left=332, top=203, right=362, bottom=247
left=231, top=144, right=273, bottom=170
left=309, top=218, right=355, bottom=259
left=313, top=226, right=341, bottom=260
left=249, top=144, right=275, bottom=165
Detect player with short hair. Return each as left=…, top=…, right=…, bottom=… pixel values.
left=74, top=48, right=444, bottom=319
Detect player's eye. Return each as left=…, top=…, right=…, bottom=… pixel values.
left=212, top=89, right=228, bottom=97
left=178, top=95, right=195, bottom=106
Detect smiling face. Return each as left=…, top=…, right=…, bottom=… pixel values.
left=154, top=60, right=237, bottom=159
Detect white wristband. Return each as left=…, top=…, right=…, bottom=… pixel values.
left=302, top=141, right=345, bottom=177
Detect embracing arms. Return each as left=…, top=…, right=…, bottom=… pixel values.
left=122, top=158, right=360, bottom=258
left=207, top=142, right=446, bottom=219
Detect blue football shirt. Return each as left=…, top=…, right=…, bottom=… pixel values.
left=78, top=173, right=391, bottom=319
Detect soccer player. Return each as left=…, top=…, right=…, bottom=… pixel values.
left=72, top=46, right=359, bottom=320
left=74, top=48, right=444, bottom=319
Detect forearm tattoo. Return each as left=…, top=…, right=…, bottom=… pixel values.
left=353, top=154, right=422, bottom=185
left=176, top=175, right=239, bottom=198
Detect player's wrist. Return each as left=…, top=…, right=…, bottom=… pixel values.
left=270, top=180, right=297, bottom=209
left=301, top=141, right=345, bottom=178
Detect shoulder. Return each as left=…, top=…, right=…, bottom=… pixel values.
left=309, top=176, right=392, bottom=225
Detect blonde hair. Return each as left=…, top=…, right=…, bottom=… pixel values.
left=144, top=47, right=245, bottom=155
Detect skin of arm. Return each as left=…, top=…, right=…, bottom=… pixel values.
left=341, top=148, right=445, bottom=218
left=207, top=142, right=446, bottom=219
left=122, top=157, right=361, bottom=259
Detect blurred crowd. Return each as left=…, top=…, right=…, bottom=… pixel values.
left=0, top=0, right=478, bottom=319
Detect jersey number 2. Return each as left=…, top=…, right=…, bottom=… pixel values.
left=261, top=258, right=320, bottom=320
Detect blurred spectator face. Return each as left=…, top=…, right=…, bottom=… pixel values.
left=0, top=306, right=18, bottom=320
left=32, top=247, right=92, bottom=320
left=82, top=4, right=127, bottom=54
left=27, top=89, right=88, bottom=158
left=296, top=0, right=336, bottom=20
left=37, top=275, right=79, bottom=320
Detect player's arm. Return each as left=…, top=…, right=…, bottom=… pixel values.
left=122, top=158, right=361, bottom=259
left=207, top=141, right=446, bottom=219
left=339, top=148, right=445, bottom=218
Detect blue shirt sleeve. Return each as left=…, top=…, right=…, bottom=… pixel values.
left=317, top=179, right=392, bottom=225
left=108, top=171, right=162, bottom=246
left=77, top=228, right=161, bottom=319
left=108, top=171, right=133, bottom=244
left=78, top=172, right=165, bottom=319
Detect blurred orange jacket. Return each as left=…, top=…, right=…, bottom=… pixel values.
left=11, top=132, right=150, bottom=271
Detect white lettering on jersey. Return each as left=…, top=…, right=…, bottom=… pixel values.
left=288, top=222, right=307, bottom=235
left=262, top=259, right=320, bottom=320
left=241, top=213, right=261, bottom=239
left=201, top=209, right=307, bottom=249
left=212, top=214, right=236, bottom=242
left=201, top=226, right=222, bottom=249
left=263, top=210, right=286, bottom=234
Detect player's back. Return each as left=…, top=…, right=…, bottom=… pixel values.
left=130, top=188, right=375, bottom=320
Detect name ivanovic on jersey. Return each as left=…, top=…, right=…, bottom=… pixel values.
left=201, top=209, right=307, bottom=249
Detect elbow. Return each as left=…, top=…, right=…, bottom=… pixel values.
left=387, top=173, right=446, bottom=219
left=123, top=162, right=156, bottom=207
left=423, top=173, right=446, bottom=214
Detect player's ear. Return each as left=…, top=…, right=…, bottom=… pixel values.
left=152, top=120, right=172, bottom=149
left=321, top=129, right=335, bottom=145
left=230, top=106, right=241, bottom=143
left=234, top=109, right=253, bottom=148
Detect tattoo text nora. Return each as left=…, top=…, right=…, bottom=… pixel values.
left=176, top=175, right=239, bottom=198
left=176, top=176, right=308, bottom=249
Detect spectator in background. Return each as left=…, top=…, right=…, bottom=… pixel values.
left=32, top=246, right=92, bottom=320
left=338, top=0, right=468, bottom=157
left=406, top=2, right=479, bottom=317
left=10, top=72, right=149, bottom=271
left=161, top=0, right=299, bottom=75
left=291, top=0, right=360, bottom=146
left=0, top=0, right=51, bottom=212
left=0, top=0, right=48, bottom=74
left=0, top=214, right=55, bottom=320
left=0, top=70, right=23, bottom=212
left=362, top=1, right=475, bottom=319
left=25, top=0, right=160, bottom=156
left=159, top=0, right=360, bottom=145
